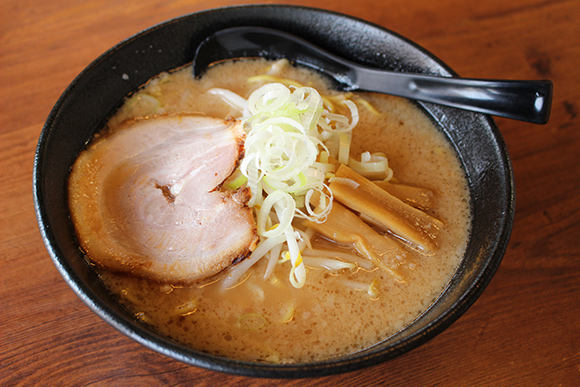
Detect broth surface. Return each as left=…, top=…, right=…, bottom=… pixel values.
left=81, top=59, right=471, bottom=363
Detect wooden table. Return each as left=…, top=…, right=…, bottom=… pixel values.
left=2, top=0, right=579, bottom=385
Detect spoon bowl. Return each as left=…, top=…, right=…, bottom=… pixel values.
left=193, top=26, right=552, bottom=124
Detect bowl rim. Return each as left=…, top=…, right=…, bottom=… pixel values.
left=33, top=4, right=515, bottom=378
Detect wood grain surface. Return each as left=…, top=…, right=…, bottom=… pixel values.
left=1, top=0, right=579, bottom=386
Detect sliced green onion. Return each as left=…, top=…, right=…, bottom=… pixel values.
left=211, top=82, right=362, bottom=289
left=348, top=152, right=392, bottom=179
left=361, top=151, right=371, bottom=163
left=224, top=172, right=248, bottom=190
left=238, top=313, right=267, bottom=330
left=247, top=83, right=291, bottom=114
left=124, top=93, right=161, bottom=115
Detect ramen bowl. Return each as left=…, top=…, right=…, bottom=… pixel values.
left=33, top=5, right=514, bottom=378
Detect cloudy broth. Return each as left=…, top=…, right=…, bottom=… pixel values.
left=97, top=59, right=471, bottom=363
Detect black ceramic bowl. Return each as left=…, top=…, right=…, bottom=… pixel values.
left=33, top=5, right=514, bottom=378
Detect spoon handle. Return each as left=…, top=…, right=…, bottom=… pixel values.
left=354, top=68, right=552, bottom=124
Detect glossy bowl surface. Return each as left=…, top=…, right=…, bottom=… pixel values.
left=33, top=4, right=514, bottom=378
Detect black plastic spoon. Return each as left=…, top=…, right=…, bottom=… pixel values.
left=193, top=26, right=552, bottom=124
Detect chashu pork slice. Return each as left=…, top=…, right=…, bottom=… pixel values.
left=68, top=114, right=259, bottom=283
